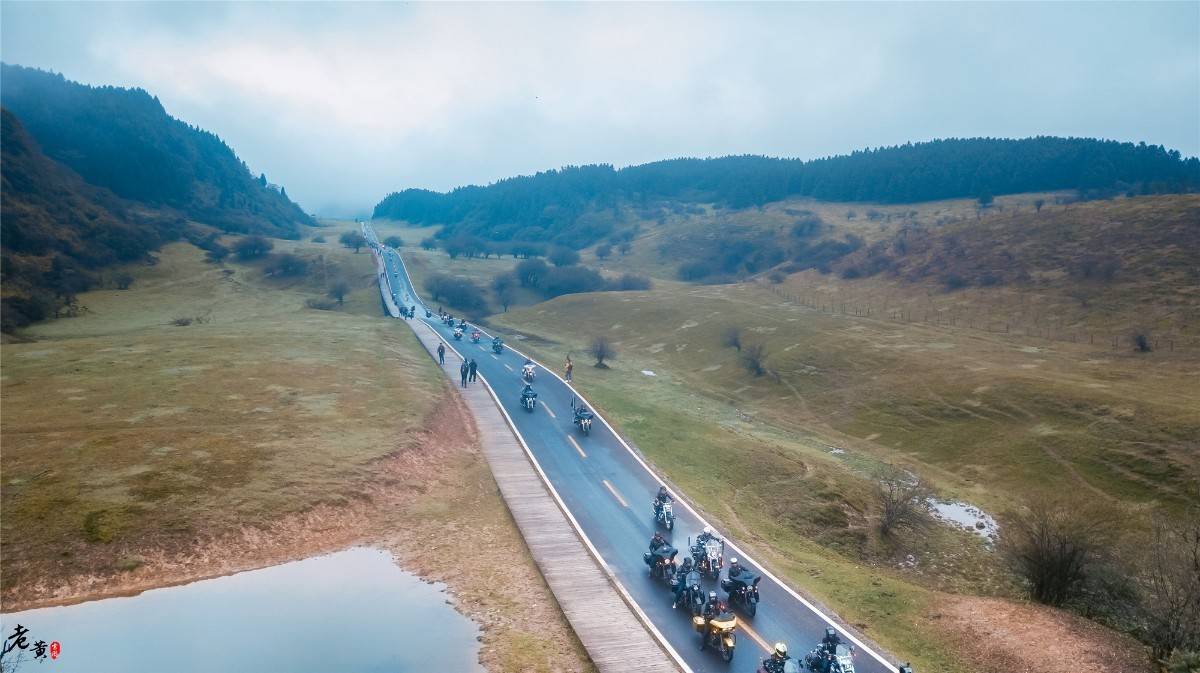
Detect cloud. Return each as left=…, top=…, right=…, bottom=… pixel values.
left=3, top=1, right=1197, bottom=215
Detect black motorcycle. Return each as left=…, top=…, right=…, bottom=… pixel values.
left=677, top=568, right=705, bottom=615
left=643, top=546, right=678, bottom=583
left=722, top=572, right=762, bottom=617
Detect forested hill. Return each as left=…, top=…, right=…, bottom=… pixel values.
left=1, top=108, right=184, bottom=330
left=1, top=64, right=313, bottom=238
left=374, top=137, right=1199, bottom=247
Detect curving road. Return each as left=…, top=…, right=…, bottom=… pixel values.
left=363, top=223, right=898, bottom=673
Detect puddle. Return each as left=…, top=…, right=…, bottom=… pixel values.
left=927, top=499, right=1000, bottom=543
left=0, top=547, right=483, bottom=673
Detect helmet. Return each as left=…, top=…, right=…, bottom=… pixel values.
left=703, top=525, right=713, bottom=535
left=826, top=627, right=836, bottom=638
left=730, top=557, right=739, bottom=565
left=774, top=642, right=788, bottom=657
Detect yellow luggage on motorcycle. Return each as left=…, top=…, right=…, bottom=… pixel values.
left=692, top=615, right=706, bottom=631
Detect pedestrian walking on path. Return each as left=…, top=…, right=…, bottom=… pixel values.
left=565, top=356, right=574, bottom=382
left=468, top=358, right=478, bottom=382
left=460, top=361, right=469, bottom=388
left=437, top=342, right=446, bottom=365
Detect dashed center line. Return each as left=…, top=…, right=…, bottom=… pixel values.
left=490, top=354, right=499, bottom=360
left=739, top=619, right=772, bottom=653
left=503, top=363, right=514, bottom=372
left=567, top=435, right=587, bottom=458
left=601, top=479, right=628, bottom=508
left=542, top=403, right=556, bottom=418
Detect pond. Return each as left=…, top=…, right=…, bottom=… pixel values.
left=0, top=547, right=483, bottom=673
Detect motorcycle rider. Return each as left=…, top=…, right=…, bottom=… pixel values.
left=760, top=642, right=791, bottom=673
left=522, top=361, right=536, bottom=379
left=820, top=627, right=842, bottom=654
left=671, top=557, right=695, bottom=608
left=702, top=590, right=727, bottom=622
left=520, top=383, right=537, bottom=405
left=697, top=525, right=719, bottom=545
left=653, top=485, right=673, bottom=519
left=648, top=530, right=669, bottom=554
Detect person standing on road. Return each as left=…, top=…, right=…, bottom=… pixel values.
left=460, top=361, right=469, bottom=388
left=437, top=342, right=446, bottom=365
left=564, top=356, right=574, bottom=382
left=468, top=358, right=478, bottom=383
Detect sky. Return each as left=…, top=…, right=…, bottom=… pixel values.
left=2, top=2, right=1198, bottom=216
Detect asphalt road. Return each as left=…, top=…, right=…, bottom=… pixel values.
left=363, top=224, right=898, bottom=673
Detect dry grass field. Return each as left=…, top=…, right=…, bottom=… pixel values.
left=1, top=230, right=594, bottom=672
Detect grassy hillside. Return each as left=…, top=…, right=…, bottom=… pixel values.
left=393, top=190, right=1198, bottom=671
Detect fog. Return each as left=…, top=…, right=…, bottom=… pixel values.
left=3, top=1, right=1197, bottom=216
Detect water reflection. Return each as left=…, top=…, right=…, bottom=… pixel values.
left=1, top=547, right=483, bottom=673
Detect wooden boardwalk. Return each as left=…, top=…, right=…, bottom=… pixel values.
left=408, top=321, right=682, bottom=673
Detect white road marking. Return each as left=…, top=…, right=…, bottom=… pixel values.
left=602, top=479, right=628, bottom=508
left=542, top=403, right=556, bottom=418
left=504, top=363, right=514, bottom=372
left=567, top=435, right=587, bottom=459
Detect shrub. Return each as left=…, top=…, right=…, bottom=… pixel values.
left=678, top=260, right=710, bottom=281
left=311, top=234, right=326, bottom=243
left=339, top=230, right=367, bottom=252
left=741, top=342, right=768, bottom=376
left=612, top=273, right=651, bottom=291
left=205, top=243, right=230, bottom=263
left=542, top=266, right=606, bottom=298
left=424, top=274, right=487, bottom=313
left=114, top=272, right=135, bottom=290
left=875, top=465, right=930, bottom=536
left=942, top=273, right=968, bottom=291
left=1134, top=331, right=1153, bottom=353
left=549, top=247, right=581, bottom=267
left=516, top=259, right=550, bottom=288
left=234, top=235, right=273, bottom=260
left=588, top=336, right=615, bottom=368
left=1004, top=498, right=1114, bottom=607
left=383, top=235, right=404, bottom=248
left=327, top=279, right=351, bottom=305
left=269, top=253, right=308, bottom=277
left=420, top=237, right=438, bottom=251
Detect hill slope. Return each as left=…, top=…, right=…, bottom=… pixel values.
left=1, top=108, right=184, bottom=330
left=1, top=64, right=313, bottom=238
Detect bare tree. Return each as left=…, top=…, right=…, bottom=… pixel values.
left=722, top=326, right=742, bottom=352
left=1034, top=198, right=1046, bottom=213
left=740, top=342, right=767, bottom=376
left=1004, top=498, right=1114, bottom=606
left=588, top=336, right=615, bottom=368
left=1141, top=511, right=1200, bottom=661
left=876, top=465, right=930, bottom=536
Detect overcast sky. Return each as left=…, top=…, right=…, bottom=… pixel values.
left=3, top=2, right=1197, bottom=216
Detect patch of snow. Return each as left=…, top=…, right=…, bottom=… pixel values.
left=641, top=370, right=657, bottom=377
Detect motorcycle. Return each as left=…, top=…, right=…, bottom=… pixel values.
left=759, top=660, right=802, bottom=673
left=677, top=568, right=706, bottom=615
left=691, top=537, right=724, bottom=580
left=521, top=391, right=537, bottom=412
left=470, top=330, right=482, bottom=344
left=492, top=339, right=504, bottom=354
left=453, top=328, right=464, bottom=341
left=642, top=546, right=678, bottom=583
left=694, top=611, right=738, bottom=662
left=654, top=499, right=675, bottom=531
left=803, top=644, right=855, bottom=673
left=722, top=572, right=762, bottom=617
left=570, top=398, right=593, bottom=435
left=522, top=365, right=535, bottom=383
left=425, top=310, right=432, bottom=318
